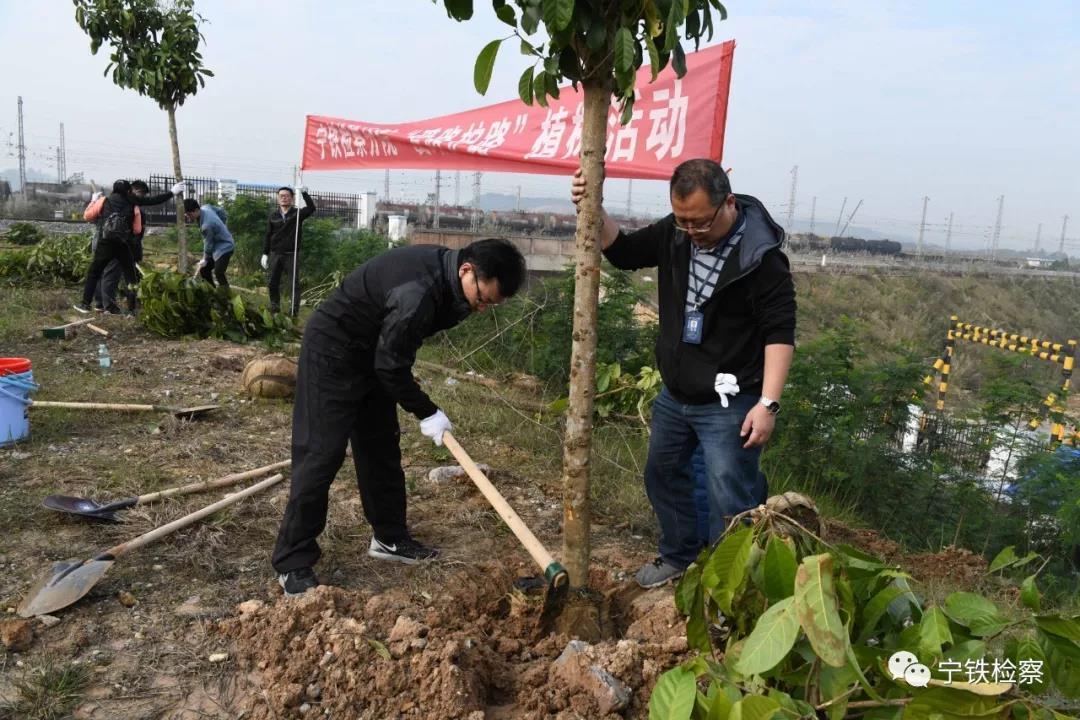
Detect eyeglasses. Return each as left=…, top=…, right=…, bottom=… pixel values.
left=472, top=271, right=500, bottom=307
left=674, top=205, right=722, bottom=234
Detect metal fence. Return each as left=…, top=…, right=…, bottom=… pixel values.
left=141, top=174, right=362, bottom=226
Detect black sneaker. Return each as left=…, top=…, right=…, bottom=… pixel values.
left=368, top=537, right=439, bottom=564
left=72, top=303, right=92, bottom=314
left=278, top=567, right=319, bottom=597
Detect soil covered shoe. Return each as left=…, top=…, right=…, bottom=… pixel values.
left=635, top=557, right=685, bottom=588
left=368, top=537, right=439, bottom=564
left=278, top=567, right=319, bottom=597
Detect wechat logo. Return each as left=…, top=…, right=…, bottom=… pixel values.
left=888, top=650, right=931, bottom=688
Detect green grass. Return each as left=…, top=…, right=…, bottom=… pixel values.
left=0, top=658, right=91, bottom=720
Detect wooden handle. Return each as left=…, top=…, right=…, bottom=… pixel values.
left=50, top=318, right=96, bottom=330
left=108, top=474, right=285, bottom=558
left=441, top=432, right=556, bottom=573
left=31, top=401, right=156, bottom=411
left=86, top=323, right=110, bottom=337
left=136, top=460, right=290, bottom=504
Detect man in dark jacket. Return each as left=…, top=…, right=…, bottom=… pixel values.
left=272, top=238, right=527, bottom=596
left=262, top=186, right=316, bottom=314
left=96, top=179, right=151, bottom=312
left=571, top=159, right=796, bottom=588
left=75, top=178, right=185, bottom=314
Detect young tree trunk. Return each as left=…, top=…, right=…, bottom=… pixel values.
left=167, top=104, right=187, bottom=272
left=560, top=79, right=610, bottom=587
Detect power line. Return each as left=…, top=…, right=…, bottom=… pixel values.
left=17, top=96, right=27, bottom=196
left=916, top=195, right=929, bottom=256
left=990, top=195, right=1004, bottom=261
left=785, top=165, right=798, bottom=231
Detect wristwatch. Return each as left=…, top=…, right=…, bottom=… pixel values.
left=759, top=395, right=781, bottom=415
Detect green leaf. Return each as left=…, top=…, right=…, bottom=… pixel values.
left=518, top=65, right=535, bottom=105
left=585, top=16, right=606, bottom=51
left=1011, top=637, right=1047, bottom=694
left=762, top=535, right=797, bottom=602
left=644, top=31, right=661, bottom=80
left=533, top=69, right=549, bottom=107
left=857, top=584, right=905, bottom=643
left=541, top=0, right=573, bottom=32
left=819, top=664, right=858, bottom=720
left=686, top=588, right=710, bottom=653
left=367, top=638, right=391, bottom=659
left=231, top=292, right=246, bottom=322
left=649, top=666, right=697, bottom=720
left=614, top=26, right=635, bottom=76
left=1034, top=615, right=1080, bottom=643
left=902, top=687, right=1006, bottom=720
left=494, top=3, right=516, bottom=26
left=918, top=607, right=954, bottom=658
left=944, top=592, right=1010, bottom=637
left=729, top=695, right=780, bottom=720
left=987, top=546, right=1018, bottom=574
left=675, top=562, right=702, bottom=615
left=442, top=0, right=473, bottom=21
left=705, top=682, right=734, bottom=720
left=473, top=38, right=502, bottom=95
left=1019, top=575, right=1040, bottom=612
left=1040, top=631, right=1080, bottom=698
left=793, top=553, right=848, bottom=668
left=672, top=41, right=687, bottom=76
left=520, top=3, right=541, bottom=34
left=735, top=597, right=800, bottom=676
left=701, top=526, right=754, bottom=614
left=663, top=1, right=683, bottom=52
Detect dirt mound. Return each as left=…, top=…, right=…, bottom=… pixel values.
left=219, top=563, right=688, bottom=718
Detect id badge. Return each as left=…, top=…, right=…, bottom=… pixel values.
left=682, top=310, right=704, bottom=344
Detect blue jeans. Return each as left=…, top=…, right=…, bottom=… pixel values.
left=645, top=386, right=767, bottom=569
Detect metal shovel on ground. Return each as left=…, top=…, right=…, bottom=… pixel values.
left=441, top=431, right=572, bottom=635
left=42, top=459, right=290, bottom=522
left=18, top=472, right=286, bottom=618
left=29, top=399, right=219, bottom=420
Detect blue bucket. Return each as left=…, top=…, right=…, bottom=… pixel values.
left=0, top=360, right=38, bottom=447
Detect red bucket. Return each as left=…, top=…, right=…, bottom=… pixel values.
left=0, top=358, right=31, bottom=376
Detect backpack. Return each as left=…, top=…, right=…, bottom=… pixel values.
left=99, top=201, right=132, bottom=241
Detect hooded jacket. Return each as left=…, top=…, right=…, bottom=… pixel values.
left=304, top=244, right=471, bottom=419
left=602, top=194, right=796, bottom=404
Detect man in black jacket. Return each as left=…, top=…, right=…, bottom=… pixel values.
left=262, top=186, right=316, bottom=314
left=96, top=179, right=151, bottom=312
left=272, top=238, right=527, bottom=596
left=75, top=178, right=185, bottom=314
left=571, top=159, right=796, bottom=588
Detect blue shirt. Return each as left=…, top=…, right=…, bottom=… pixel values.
left=199, top=205, right=235, bottom=261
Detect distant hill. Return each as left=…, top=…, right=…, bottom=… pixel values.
left=0, top=167, right=53, bottom=191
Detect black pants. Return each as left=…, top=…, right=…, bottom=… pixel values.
left=267, top=251, right=299, bottom=314
left=98, top=237, right=143, bottom=310
left=271, top=328, right=408, bottom=573
left=198, top=251, right=232, bottom=288
left=82, top=237, right=138, bottom=310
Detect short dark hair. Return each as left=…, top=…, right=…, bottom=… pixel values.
left=461, top=238, right=526, bottom=298
left=277, top=186, right=294, bottom=196
left=670, top=159, right=731, bottom=206
left=130, top=180, right=149, bottom=193
left=183, top=198, right=200, bottom=213
left=112, top=179, right=131, bottom=195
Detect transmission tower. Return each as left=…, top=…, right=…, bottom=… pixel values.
left=990, top=195, right=1004, bottom=261
left=833, top=197, right=848, bottom=237
left=945, top=212, right=954, bottom=253
left=470, top=172, right=482, bottom=231
left=808, top=196, right=817, bottom=235
left=384, top=169, right=390, bottom=200
left=626, top=179, right=633, bottom=217
left=1061, top=215, right=1069, bottom=255
left=916, top=196, right=929, bottom=257
left=17, top=96, right=27, bottom=198
left=516, top=185, right=522, bottom=212
left=1034, top=222, right=1042, bottom=252
left=454, top=170, right=461, bottom=206
left=59, top=122, right=66, bottom=183
left=785, top=165, right=798, bottom=231
left=433, top=170, right=441, bottom=229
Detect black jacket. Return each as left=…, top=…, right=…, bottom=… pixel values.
left=100, top=189, right=175, bottom=241
left=304, top=245, right=471, bottom=419
left=603, top=194, right=796, bottom=404
left=263, top=192, right=316, bottom=255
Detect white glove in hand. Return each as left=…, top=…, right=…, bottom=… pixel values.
left=91, top=191, right=104, bottom=201
left=420, top=410, right=452, bottom=446
left=260, top=254, right=269, bottom=270
left=171, top=181, right=186, bottom=196
left=297, top=185, right=308, bottom=194
left=714, top=373, right=740, bottom=408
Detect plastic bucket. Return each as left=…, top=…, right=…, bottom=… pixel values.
left=0, top=358, right=37, bottom=447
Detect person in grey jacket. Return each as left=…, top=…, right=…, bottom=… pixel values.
left=184, top=198, right=235, bottom=288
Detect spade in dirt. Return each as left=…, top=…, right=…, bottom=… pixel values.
left=19, top=473, right=285, bottom=618
left=43, top=459, right=290, bottom=522
left=441, top=431, right=601, bottom=638
left=29, top=399, right=219, bottom=420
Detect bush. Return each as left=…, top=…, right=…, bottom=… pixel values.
left=3, top=222, right=45, bottom=245
left=0, top=234, right=91, bottom=283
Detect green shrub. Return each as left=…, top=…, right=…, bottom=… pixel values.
left=4, top=222, right=45, bottom=245
left=0, top=234, right=91, bottom=283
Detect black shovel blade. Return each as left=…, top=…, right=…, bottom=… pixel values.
left=166, top=404, right=219, bottom=420
left=42, top=495, right=136, bottom=522
left=18, top=558, right=115, bottom=617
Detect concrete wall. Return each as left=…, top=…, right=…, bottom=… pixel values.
left=410, top=229, right=574, bottom=273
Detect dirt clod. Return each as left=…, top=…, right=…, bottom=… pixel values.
left=1, top=619, right=33, bottom=652
left=117, top=590, right=137, bottom=608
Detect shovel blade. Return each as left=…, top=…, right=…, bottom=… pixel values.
left=18, top=558, right=114, bottom=617
left=41, top=495, right=122, bottom=522
left=168, top=404, right=219, bottom=420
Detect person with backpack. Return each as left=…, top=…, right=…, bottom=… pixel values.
left=84, top=180, right=153, bottom=312
left=183, top=198, right=235, bottom=288
left=75, top=179, right=185, bottom=314
left=262, top=186, right=316, bottom=314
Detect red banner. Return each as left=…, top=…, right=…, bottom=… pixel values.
left=301, top=40, right=734, bottom=180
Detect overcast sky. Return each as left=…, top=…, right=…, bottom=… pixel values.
left=2, top=1, right=1078, bottom=252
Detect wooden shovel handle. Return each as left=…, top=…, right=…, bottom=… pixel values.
left=105, top=473, right=285, bottom=558
left=136, top=460, right=290, bottom=503
left=32, top=401, right=156, bottom=411
left=86, top=323, right=110, bottom=337
left=51, top=318, right=96, bottom=330
left=441, top=431, right=556, bottom=573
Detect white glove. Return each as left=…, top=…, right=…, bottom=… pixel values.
left=91, top=191, right=104, bottom=201
left=714, top=373, right=740, bottom=408
left=297, top=185, right=308, bottom=194
left=260, top=254, right=269, bottom=270
left=419, top=410, right=452, bottom=446
left=171, top=181, right=186, bottom=196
